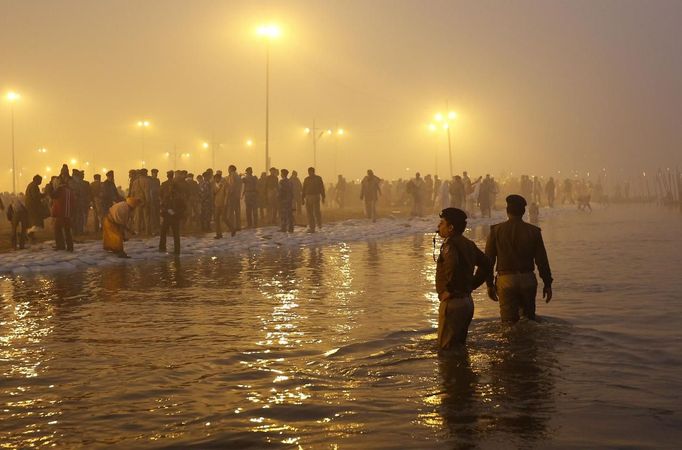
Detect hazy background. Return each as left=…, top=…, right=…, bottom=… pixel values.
left=2, top=0, right=681, bottom=189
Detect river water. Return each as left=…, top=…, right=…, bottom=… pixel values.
left=1, top=205, right=680, bottom=449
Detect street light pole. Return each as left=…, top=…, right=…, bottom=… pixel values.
left=313, top=119, right=317, bottom=169
left=11, top=102, right=15, bottom=194
left=263, top=45, right=270, bottom=172
left=256, top=23, right=280, bottom=172
left=446, top=125, right=453, bottom=179
left=428, top=108, right=456, bottom=180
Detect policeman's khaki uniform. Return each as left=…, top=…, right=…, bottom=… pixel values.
left=435, top=234, right=491, bottom=349
left=485, top=216, right=553, bottom=322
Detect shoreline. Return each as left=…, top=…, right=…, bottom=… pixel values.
left=0, top=206, right=575, bottom=276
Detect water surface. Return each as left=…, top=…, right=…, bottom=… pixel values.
left=1, top=206, right=680, bottom=448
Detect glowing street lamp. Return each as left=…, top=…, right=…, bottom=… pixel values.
left=304, top=120, right=346, bottom=170
left=256, top=22, right=281, bottom=172
left=428, top=109, right=457, bottom=178
left=245, top=139, right=254, bottom=147
left=5, top=91, right=20, bottom=193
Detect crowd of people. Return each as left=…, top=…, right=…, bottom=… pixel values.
left=1, top=160, right=671, bottom=255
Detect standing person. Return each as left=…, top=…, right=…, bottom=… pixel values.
left=257, top=172, right=268, bottom=222
left=185, top=173, right=201, bottom=231
left=242, top=167, right=259, bottom=228
left=76, top=170, right=91, bottom=235
left=532, top=176, right=543, bottom=205
left=8, top=195, right=29, bottom=250
left=290, top=170, right=303, bottom=221
left=198, top=172, right=213, bottom=231
left=212, top=172, right=234, bottom=238
left=265, top=167, right=279, bottom=225
left=485, top=195, right=553, bottom=323
left=278, top=168, right=294, bottom=232
left=562, top=178, right=574, bottom=204
left=520, top=175, right=533, bottom=203
left=478, top=174, right=492, bottom=218
left=424, top=174, right=434, bottom=210
left=129, top=170, right=144, bottom=233
left=159, top=173, right=186, bottom=255
left=433, top=175, right=442, bottom=209
left=302, top=167, right=325, bottom=233
left=545, top=177, right=556, bottom=208
left=435, top=208, right=492, bottom=348
left=489, top=176, right=499, bottom=211
left=90, top=174, right=103, bottom=232
left=103, top=197, right=141, bottom=258
left=438, top=178, right=450, bottom=210
left=407, top=172, right=425, bottom=217
left=68, top=169, right=83, bottom=235
left=360, top=169, right=382, bottom=222
left=102, top=170, right=123, bottom=213
left=50, top=174, right=76, bottom=252
left=462, top=171, right=473, bottom=214
left=225, top=165, right=242, bottom=232
left=25, top=175, right=46, bottom=238
left=335, top=174, right=347, bottom=209
left=449, top=176, right=465, bottom=210
left=137, top=168, right=153, bottom=235
left=150, top=168, right=161, bottom=234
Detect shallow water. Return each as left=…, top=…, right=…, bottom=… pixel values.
left=1, top=205, right=681, bottom=449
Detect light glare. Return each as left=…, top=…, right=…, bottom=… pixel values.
left=256, top=24, right=281, bottom=39
left=5, top=91, right=20, bottom=102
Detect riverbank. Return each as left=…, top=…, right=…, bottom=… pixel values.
left=0, top=206, right=574, bottom=275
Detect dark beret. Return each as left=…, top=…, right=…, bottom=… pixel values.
left=440, top=207, right=467, bottom=225
left=506, top=194, right=527, bottom=208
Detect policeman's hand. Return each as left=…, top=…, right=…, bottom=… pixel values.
left=487, top=285, right=498, bottom=302
left=438, top=291, right=450, bottom=302
left=543, top=284, right=553, bottom=303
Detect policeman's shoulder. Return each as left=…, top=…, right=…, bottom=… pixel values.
left=523, top=221, right=542, bottom=232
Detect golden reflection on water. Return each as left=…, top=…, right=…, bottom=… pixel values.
left=1, top=277, right=60, bottom=448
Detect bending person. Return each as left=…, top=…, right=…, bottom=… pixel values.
left=103, top=197, right=142, bottom=258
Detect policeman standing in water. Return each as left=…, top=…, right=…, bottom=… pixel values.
left=485, top=195, right=553, bottom=323
left=435, top=208, right=492, bottom=349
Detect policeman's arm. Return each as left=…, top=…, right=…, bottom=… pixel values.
left=472, top=246, right=493, bottom=291
left=484, top=230, right=497, bottom=287
left=534, top=231, right=553, bottom=287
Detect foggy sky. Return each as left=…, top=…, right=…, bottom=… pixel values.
left=2, top=0, right=681, bottom=190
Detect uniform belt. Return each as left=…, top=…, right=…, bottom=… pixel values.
left=497, top=270, right=533, bottom=275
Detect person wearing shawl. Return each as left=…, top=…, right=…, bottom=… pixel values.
left=103, top=197, right=142, bottom=258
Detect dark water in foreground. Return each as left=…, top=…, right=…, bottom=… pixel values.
left=1, top=206, right=681, bottom=449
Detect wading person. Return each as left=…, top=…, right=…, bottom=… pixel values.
left=302, top=167, right=325, bottom=232
left=243, top=167, right=259, bottom=228
left=435, top=208, right=492, bottom=349
left=51, top=174, right=76, bottom=252
left=103, top=197, right=141, bottom=258
left=159, top=173, right=186, bottom=255
left=485, top=195, right=553, bottom=323
left=25, top=174, right=46, bottom=240
left=278, top=168, right=294, bottom=232
left=361, top=169, right=381, bottom=222
left=225, top=165, right=242, bottom=232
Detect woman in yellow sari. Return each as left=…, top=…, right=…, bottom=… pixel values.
left=103, top=197, right=142, bottom=257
